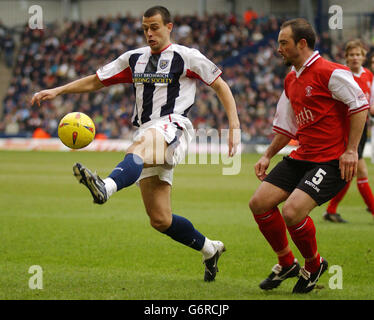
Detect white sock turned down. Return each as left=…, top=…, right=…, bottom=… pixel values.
left=103, top=177, right=117, bottom=198
left=201, top=238, right=218, bottom=260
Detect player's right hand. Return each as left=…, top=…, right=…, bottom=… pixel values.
left=339, top=149, right=358, bottom=182
left=31, top=89, right=59, bottom=106
left=254, top=155, right=270, bottom=181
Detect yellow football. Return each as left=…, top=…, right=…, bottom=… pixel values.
left=58, top=112, right=95, bottom=149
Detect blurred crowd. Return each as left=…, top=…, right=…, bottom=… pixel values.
left=0, top=21, right=16, bottom=68
left=0, top=12, right=373, bottom=143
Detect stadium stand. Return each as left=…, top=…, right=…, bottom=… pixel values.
left=0, top=12, right=373, bottom=143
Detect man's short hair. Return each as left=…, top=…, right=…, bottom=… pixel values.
left=345, top=39, right=367, bottom=58
left=144, top=6, right=171, bottom=25
left=280, top=18, right=316, bottom=50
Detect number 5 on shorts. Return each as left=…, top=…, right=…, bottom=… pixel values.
left=312, top=168, right=327, bottom=185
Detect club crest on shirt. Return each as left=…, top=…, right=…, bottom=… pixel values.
left=159, top=60, right=169, bottom=70
left=305, top=85, right=313, bottom=97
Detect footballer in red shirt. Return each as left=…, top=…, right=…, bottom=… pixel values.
left=249, top=19, right=369, bottom=293
left=324, top=40, right=374, bottom=223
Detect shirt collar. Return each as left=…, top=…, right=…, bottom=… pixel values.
left=150, top=43, right=172, bottom=55
left=351, top=66, right=365, bottom=77
left=291, top=50, right=321, bottom=77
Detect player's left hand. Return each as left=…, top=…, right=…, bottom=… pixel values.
left=339, top=150, right=358, bottom=182
left=228, top=128, right=241, bottom=157
left=31, top=88, right=59, bottom=106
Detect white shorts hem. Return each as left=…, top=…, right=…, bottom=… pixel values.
left=136, top=166, right=174, bottom=186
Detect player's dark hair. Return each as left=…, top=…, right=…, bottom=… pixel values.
left=281, top=18, right=316, bottom=50
left=144, top=6, right=171, bottom=25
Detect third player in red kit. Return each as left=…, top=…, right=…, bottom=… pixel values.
left=324, top=40, right=374, bottom=223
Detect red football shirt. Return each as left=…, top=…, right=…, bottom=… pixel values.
left=273, top=51, right=369, bottom=162
left=352, top=67, right=374, bottom=106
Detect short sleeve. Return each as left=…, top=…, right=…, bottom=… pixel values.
left=328, top=69, right=369, bottom=115
left=186, top=48, right=222, bottom=85
left=96, top=51, right=133, bottom=86
left=273, top=90, right=298, bottom=139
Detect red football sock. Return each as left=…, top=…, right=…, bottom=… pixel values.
left=357, top=178, right=374, bottom=214
left=253, top=207, right=294, bottom=267
left=305, top=253, right=321, bottom=274
left=278, top=250, right=296, bottom=268
left=287, top=216, right=320, bottom=273
left=326, top=181, right=351, bottom=214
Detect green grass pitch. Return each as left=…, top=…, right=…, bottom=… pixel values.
left=0, top=151, right=373, bottom=300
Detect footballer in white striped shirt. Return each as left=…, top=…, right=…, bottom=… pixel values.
left=31, top=6, right=240, bottom=282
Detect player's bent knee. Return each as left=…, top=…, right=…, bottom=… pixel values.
left=249, top=195, right=267, bottom=215
left=357, top=168, right=368, bottom=179
left=149, top=215, right=172, bottom=232
left=248, top=196, right=256, bottom=211
left=281, top=202, right=300, bottom=226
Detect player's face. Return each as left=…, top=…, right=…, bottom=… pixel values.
left=346, top=47, right=365, bottom=73
left=142, top=14, right=172, bottom=53
left=277, top=26, right=299, bottom=67
left=370, top=56, right=374, bottom=72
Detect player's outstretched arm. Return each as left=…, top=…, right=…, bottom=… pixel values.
left=31, top=74, right=104, bottom=106
left=210, top=77, right=240, bottom=157
left=255, top=133, right=290, bottom=181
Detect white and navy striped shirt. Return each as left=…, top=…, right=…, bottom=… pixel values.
left=96, top=43, right=222, bottom=127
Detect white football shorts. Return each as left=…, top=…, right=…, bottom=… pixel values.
left=134, top=114, right=194, bottom=186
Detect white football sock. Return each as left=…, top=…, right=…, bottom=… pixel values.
left=200, top=238, right=216, bottom=260
left=103, top=177, right=117, bottom=198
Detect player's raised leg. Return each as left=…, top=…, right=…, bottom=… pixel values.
left=139, top=175, right=225, bottom=282
left=249, top=181, right=300, bottom=290
left=282, top=188, right=328, bottom=294
left=73, top=128, right=166, bottom=204
left=73, top=152, right=144, bottom=204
